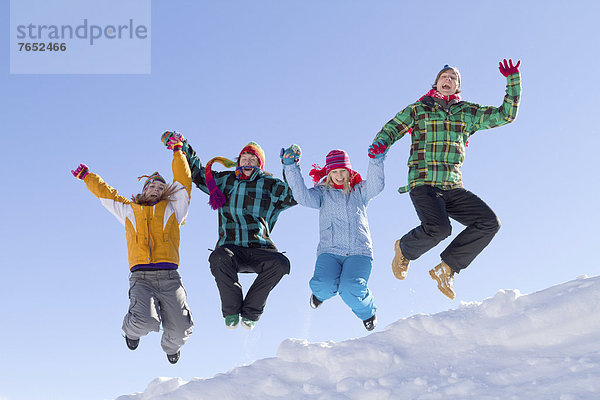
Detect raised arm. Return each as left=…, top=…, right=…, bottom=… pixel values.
left=161, top=132, right=193, bottom=224
left=163, top=131, right=192, bottom=198
left=281, top=145, right=321, bottom=209
left=361, top=156, right=385, bottom=204
left=71, top=163, right=131, bottom=226
left=467, top=59, right=522, bottom=132
left=162, top=131, right=230, bottom=196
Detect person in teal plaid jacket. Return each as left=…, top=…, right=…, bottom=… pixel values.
left=368, top=59, right=522, bottom=300
left=166, top=133, right=297, bottom=330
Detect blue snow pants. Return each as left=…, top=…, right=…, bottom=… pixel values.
left=309, top=253, right=376, bottom=321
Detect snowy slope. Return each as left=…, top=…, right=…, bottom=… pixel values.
left=116, top=276, right=600, bottom=400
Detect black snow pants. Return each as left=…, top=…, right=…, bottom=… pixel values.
left=209, top=244, right=291, bottom=321
left=399, top=185, right=500, bottom=272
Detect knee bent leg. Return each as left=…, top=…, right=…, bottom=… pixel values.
left=209, top=247, right=235, bottom=274
left=269, top=253, right=291, bottom=276
left=310, top=277, right=339, bottom=299
left=423, top=222, right=452, bottom=241
left=338, top=277, right=369, bottom=299
left=478, top=215, right=501, bottom=234
left=124, top=312, right=160, bottom=337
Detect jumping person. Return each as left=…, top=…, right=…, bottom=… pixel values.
left=169, top=133, right=296, bottom=330
left=71, top=132, right=193, bottom=364
left=368, top=59, right=522, bottom=299
left=282, top=146, right=384, bottom=331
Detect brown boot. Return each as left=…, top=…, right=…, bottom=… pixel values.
left=392, top=240, right=410, bottom=280
left=429, top=261, right=455, bottom=299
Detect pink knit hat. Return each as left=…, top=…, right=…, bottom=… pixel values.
left=309, top=149, right=363, bottom=187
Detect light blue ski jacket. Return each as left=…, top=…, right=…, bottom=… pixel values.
left=284, top=157, right=384, bottom=258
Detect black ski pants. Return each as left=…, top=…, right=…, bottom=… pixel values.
left=209, top=244, right=291, bottom=321
left=399, top=185, right=500, bottom=272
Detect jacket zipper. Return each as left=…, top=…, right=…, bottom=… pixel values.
left=147, top=209, right=153, bottom=263
left=345, top=194, right=351, bottom=256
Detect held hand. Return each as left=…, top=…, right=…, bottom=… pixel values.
left=280, top=144, right=302, bottom=165
left=166, top=136, right=183, bottom=152
left=71, top=163, right=89, bottom=180
left=161, top=131, right=185, bottom=148
left=498, top=59, right=521, bottom=77
left=368, top=140, right=388, bottom=159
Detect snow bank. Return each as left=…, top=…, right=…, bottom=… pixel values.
left=117, top=276, right=600, bottom=400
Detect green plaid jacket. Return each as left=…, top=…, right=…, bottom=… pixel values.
left=181, top=141, right=296, bottom=249
left=374, top=72, right=521, bottom=193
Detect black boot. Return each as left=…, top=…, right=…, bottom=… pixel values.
left=309, top=294, right=323, bottom=309
left=125, top=336, right=139, bottom=350
left=363, top=315, right=377, bottom=331
left=167, top=351, right=180, bottom=364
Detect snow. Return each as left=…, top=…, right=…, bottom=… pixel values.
left=116, top=276, right=600, bottom=400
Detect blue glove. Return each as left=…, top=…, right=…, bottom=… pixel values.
left=368, top=139, right=389, bottom=159
left=280, top=144, right=302, bottom=165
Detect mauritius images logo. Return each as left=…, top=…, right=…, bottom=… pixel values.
left=15, top=19, right=148, bottom=46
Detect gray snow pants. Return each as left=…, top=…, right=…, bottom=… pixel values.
left=122, top=269, right=193, bottom=354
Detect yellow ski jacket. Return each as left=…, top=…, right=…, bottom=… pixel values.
left=84, top=151, right=192, bottom=269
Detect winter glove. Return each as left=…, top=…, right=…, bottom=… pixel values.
left=161, top=131, right=185, bottom=151
left=166, top=136, right=184, bottom=152
left=280, top=144, right=302, bottom=165
left=367, top=139, right=388, bottom=159
left=71, top=163, right=89, bottom=180
left=498, top=59, right=521, bottom=77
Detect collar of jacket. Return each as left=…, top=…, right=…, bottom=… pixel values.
left=421, top=96, right=462, bottom=111
left=237, top=168, right=263, bottom=182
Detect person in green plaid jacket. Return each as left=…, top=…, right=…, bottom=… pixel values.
left=368, top=59, right=521, bottom=300
left=168, top=134, right=297, bottom=330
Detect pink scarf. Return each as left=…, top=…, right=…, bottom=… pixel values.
left=418, top=89, right=461, bottom=103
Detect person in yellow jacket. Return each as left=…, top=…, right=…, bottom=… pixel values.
left=71, top=132, right=193, bottom=364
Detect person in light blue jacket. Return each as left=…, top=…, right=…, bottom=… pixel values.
left=281, top=145, right=385, bottom=331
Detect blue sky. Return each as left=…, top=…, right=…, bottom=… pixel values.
left=2, top=1, right=599, bottom=399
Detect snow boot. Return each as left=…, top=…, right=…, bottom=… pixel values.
left=167, top=351, right=180, bottom=364
left=392, top=240, right=410, bottom=280
left=225, top=314, right=240, bottom=329
left=310, top=294, right=323, bottom=309
left=363, top=315, right=377, bottom=331
left=429, top=261, right=456, bottom=300
left=241, top=317, right=256, bottom=330
left=125, top=336, right=139, bottom=350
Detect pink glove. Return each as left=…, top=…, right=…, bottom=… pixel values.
left=161, top=131, right=185, bottom=149
left=167, top=136, right=183, bottom=151
left=71, top=163, right=89, bottom=180
left=499, top=59, right=521, bottom=77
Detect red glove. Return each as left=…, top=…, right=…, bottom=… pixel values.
left=499, top=59, right=521, bottom=77
left=71, top=163, right=89, bottom=180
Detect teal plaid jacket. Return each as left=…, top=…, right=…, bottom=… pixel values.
left=374, top=72, right=521, bottom=193
left=181, top=141, right=296, bottom=249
